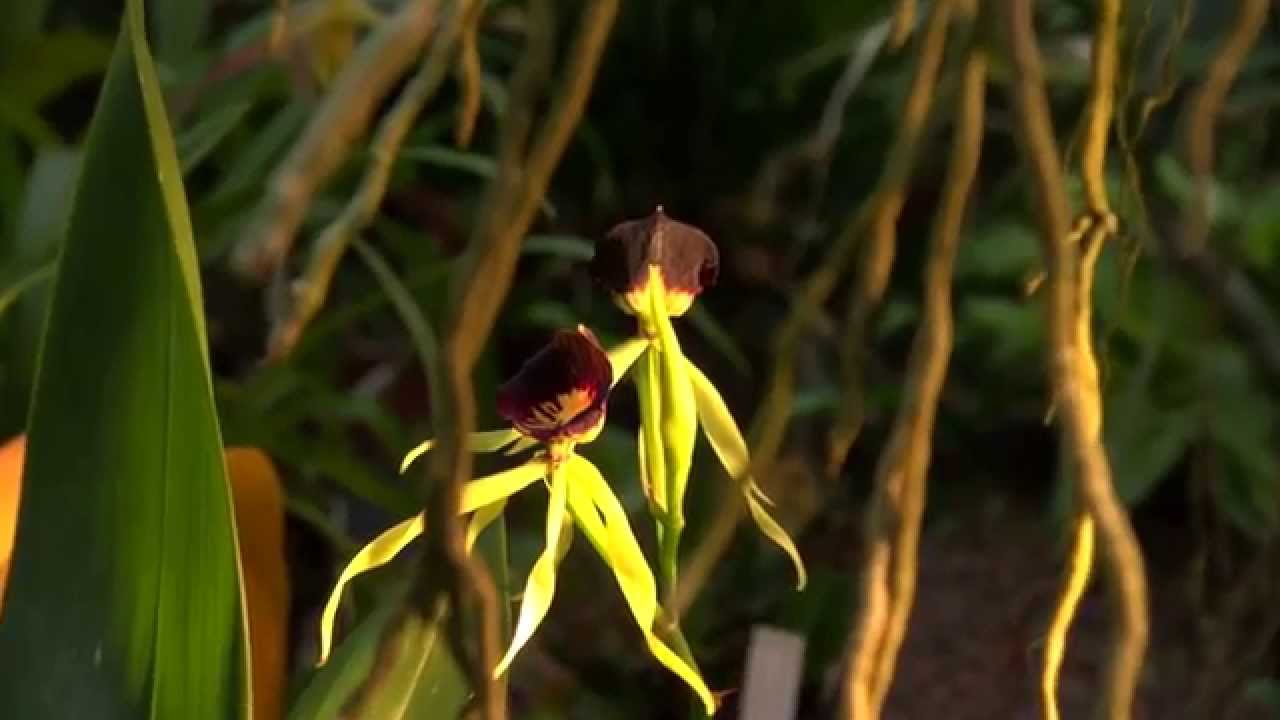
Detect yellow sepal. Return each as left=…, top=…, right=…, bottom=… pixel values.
left=400, top=427, right=522, bottom=474
left=458, top=460, right=548, bottom=514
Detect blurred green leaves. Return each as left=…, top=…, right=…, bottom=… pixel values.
left=0, top=0, right=248, bottom=716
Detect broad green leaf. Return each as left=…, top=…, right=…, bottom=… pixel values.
left=400, top=427, right=521, bottom=473
left=319, top=513, right=426, bottom=665
left=496, top=463, right=570, bottom=676
left=0, top=0, right=249, bottom=716
left=686, top=358, right=808, bottom=589
left=459, top=460, right=548, bottom=513
left=565, top=455, right=716, bottom=716
left=290, top=584, right=470, bottom=720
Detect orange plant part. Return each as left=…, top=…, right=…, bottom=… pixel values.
left=0, top=436, right=290, bottom=720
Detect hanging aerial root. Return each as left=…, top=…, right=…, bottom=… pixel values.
left=839, top=17, right=986, bottom=719
left=1041, top=514, right=1096, bottom=720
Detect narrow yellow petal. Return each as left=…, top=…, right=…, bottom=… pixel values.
left=494, top=464, right=570, bottom=677
left=686, top=358, right=807, bottom=590
left=399, top=427, right=522, bottom=474
left=465, top=499, right=508, bottom=554
left=607, top=336, right=649, bottom=387
left=635, top=347, right=668, bottom=513
left=458, top=460, right=548, bottom=514
left=503, top=435, right=540, bottom=456
left=566, top=456, right=717, bottom=716
left=746, top=494, right=808, bottom=591
left=649, top=266, right=697, bottom=521
left=318, top=513, right=425, bottom=665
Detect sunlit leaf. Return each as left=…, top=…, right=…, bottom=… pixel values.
left=686, top=359, right=807, bottom=589
left=319, top=513, right=425, bottom=665
left=495, top=463, right=570, bottom=676
left=400, top=427, right=521, bottom=473
left=0, top=1, right=249, bottom=714
left=565, top=455, right=717, bottom=716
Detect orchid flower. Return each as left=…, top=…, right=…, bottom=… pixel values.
left=316, top=326, right=716, bottom=716
left=592, top=207, right=807, bottom=591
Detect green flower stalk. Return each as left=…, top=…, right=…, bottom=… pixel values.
left=316, top=326, right=715, bottom=715
left=593, top=207, right=808, bottom=597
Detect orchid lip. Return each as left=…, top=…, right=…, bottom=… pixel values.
left=590, top=205, right=719, bottom=316
left=496, top=326, right=613, bottom=443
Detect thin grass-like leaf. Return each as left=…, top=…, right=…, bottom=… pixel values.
left=318, top=513, right=426, bottom=665
left=494, top=463, right=570, bottom=676
left=458, top=460, right=548, bottom=514
left=400, top=427, right=521, bottom=473
left=686, top=359, right=807, bottom=589
left=565, top=455, right=717, bottom=716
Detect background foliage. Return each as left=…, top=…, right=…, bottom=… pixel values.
left=2, top=0, right=1280, bottom=717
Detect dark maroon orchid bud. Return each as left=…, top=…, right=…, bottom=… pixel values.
left=590, top=206, right=719, bottom=318
left=497, top=326, right=613, bottom=444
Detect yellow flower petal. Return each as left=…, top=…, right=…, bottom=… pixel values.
left=458, top=460, right=548, bottom=514
left=399, top=427, right=522, bottom=474
left=318, top=512, right=425, bottom=665
left=503, top=435, right=540, bottom=456
left=634, top=347, right=668, bottom=514
left=565, top=455, right=717, bottom=716
left=607, top=336, right=649, bottom=387
left=465, top=498, right=508, bottom=554
left=649, top=266, right=697, bottom=522
left=494, top=463, right=571, bottom=677
left=685, top=358, right=807, bottom=590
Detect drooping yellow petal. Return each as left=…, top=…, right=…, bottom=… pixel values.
left=607, top=336, right=649, bottom=387
left=318, top=512, right=425, bottom=665
left=458, top=460, right=548, bottom=514
left=494, top=462, right=570, bottom=677
left=465, top=498, right=508, bottom=554
left=649, top=266, right=697, bottom=523
left=565, top=455, right=717, bottom=716
left=685, top=358, right=807, bottom=590
left=399, top=427, right=522, bottom=474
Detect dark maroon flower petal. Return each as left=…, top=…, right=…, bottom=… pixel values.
left=590, top=206, right=719, bottom=316
left=496, top=327, right=613, bottom=443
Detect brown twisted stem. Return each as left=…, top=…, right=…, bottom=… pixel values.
left=422, top=2, right=618, bottom=718
left=1000, top=1, right=1149, bottom=718
left=231, top=0, right=438, bottom=282
left=840, top=22, right=986, bottom=719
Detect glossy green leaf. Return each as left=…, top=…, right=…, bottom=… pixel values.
left=496, top=462, right=570, bottom=676
left=686, top=358, right=808, bottom=590
left=565, top=455, right=716, bottom=716
left=0, top=0, right=249, bottom=716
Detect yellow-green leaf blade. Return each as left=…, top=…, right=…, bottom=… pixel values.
left=0, top=1, right=248, bottom=715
